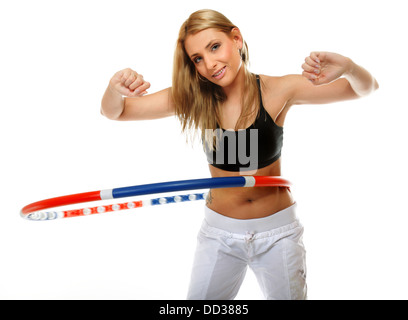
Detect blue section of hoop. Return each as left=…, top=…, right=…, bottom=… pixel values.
left=111, top=177, right=246, bottom=199
left=150, top=193, right=206, bottom=206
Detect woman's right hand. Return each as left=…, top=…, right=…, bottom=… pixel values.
left=109, top=68, right=151, bottom=97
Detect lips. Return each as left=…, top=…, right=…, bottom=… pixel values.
left=212, top=66, right=226, bottom=79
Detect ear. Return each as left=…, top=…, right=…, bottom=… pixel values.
left=230, top=27, right=243, bottom=50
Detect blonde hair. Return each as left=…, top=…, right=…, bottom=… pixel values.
left=172, top=9, right=260, bottom=147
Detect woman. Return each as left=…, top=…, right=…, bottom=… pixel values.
left=101, top=9, right=378, bottom=300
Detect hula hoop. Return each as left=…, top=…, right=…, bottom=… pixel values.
left=20, top=176, right=291, bottom=221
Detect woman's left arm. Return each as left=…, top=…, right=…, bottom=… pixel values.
left=287, top=52, right=379, bottom=106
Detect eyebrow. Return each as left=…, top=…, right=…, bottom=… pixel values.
left=190, top=39, right=220, bottom=59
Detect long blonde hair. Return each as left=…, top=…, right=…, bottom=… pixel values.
left=172, top=9, right=260, bottom=146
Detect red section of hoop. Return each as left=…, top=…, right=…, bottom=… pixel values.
left=63, top=200, right=143, bottom=218
left=253, top=176, right=292, bottom=188
left=21, top=191, right=102, bottom=215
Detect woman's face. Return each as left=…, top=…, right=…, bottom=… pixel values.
left=184, top=28, right=243, bottom=87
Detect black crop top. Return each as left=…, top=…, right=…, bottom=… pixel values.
left=203, top=75, right=283, bottom=172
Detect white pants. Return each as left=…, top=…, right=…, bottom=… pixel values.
left=187, top=203, right=307, bottom=300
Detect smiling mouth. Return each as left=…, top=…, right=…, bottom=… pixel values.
left=212, top=66, right=226, bottom=78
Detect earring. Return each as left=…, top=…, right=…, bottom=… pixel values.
left=197, top=73, right=209, bottom=82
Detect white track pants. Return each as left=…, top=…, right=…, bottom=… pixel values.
left=187, top=203, right=307, bottom=300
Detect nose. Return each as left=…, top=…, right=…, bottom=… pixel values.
left=205, top=57, right=217, bottom=71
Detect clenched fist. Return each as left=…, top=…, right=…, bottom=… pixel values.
left=109, top=68, right=151, bottom=97
left=302, top=52, right=352, bottom=86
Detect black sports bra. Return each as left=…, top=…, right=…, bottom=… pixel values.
left=203, top=75, right=283, bottom=172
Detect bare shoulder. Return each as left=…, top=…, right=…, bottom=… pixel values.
left=257, top=74, right=302, bottom=106
left=256, top=74, right=298, bottom=125
left=258, top=74, right=301, bottom=97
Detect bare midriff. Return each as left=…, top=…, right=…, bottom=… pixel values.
left=206, top=158, right=295, bottom=219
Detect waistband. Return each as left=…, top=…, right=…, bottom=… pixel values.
left=204, top=203, right=298, bottom=234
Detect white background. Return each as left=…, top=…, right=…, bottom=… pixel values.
left=1, top=0, right=407, bottom=300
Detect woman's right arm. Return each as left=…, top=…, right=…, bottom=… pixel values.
left=101, top=68, right=175, bottom=121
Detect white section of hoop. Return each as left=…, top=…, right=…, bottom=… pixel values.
left=243, top=176, right=256, bottom=187
left=142, top=200, right=152, bottom=207
left=100, top=189, right=114, bottom=200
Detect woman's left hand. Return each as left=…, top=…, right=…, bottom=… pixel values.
left=302, top=52, right=352, bottom=85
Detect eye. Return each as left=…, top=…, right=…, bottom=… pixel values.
left=211, top=43, right=220, bottom=51
left=193, top=56, right=202, bottom=64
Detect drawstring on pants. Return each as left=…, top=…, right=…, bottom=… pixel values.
left=244, top=231, right=255, bottom=243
